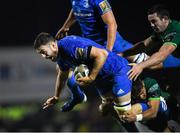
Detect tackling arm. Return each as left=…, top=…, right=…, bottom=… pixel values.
left=123, top=100, right=160, bottom=122
left=141, top=100, right=160, bottom=120
left=127, top=43, right=176, bottom=81
left=139, top=44, right=176, bottom=69
left=123, top=37, right=152, bottom=57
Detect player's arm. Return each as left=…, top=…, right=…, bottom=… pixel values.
left=123, top=100, right=160, bottom=122
left=77, top=47, right=108, bottom=86
left=101, top=11, right=117, bottom=51
left=128, top=43, right=176, bottom=80
left=43, top=65, right=69, bottom=109
left=62, top=9, right=76, bottom=30
left=122, top=37, right=152, bottom=57
left=54, top=66, right=69, bottom=98
left=141, top=100, right=160, bottom=120
left=89, top=47, right=108, bottom=80
left=55, top=9, right=76, bottom=39
left=138, top=44, right=176, bottom=68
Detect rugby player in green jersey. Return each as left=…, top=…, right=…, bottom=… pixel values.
left=123, top=77, right=171, bottom=132
left=99, top=77, right=173, bottom=131
left=122, top=4, right=180, bottom=81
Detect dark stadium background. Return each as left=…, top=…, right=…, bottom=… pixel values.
left=0, top=0, right=179, bottom=132
left=0, top=0, right=179, bottom=45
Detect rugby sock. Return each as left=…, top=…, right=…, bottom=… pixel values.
left=67, top=74, right=84, bottom=99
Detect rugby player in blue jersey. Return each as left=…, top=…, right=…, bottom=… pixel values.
left=55, top=0, right=134, bottom=111
left=56, top=0, right=132, bottom=53
left=34, top=32, right=132, bottom=121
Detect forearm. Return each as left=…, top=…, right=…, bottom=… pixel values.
left=63, top=9, right=76, bottom=28
left=106, top=23, right=117, bottom=51
left=54, top=70, right=68, bottom=98
left=54, top=74, right=64, bottom=98
left=141, top=108, right=158, bottom=121
left=139, top=52, right=166, bottom=69
left=123, top=41, right=146, bottom=57
left=89, top=49, right=108, bottom=80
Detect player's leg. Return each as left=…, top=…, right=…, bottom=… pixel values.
left=107, top=72, right=141, bottom=132
left=61, top=70, right=87, bottom=112
left=113, top=92, right=132, bottom=120
left=135, top=98, right=170, bottom=132
left=97, top=90, right=139, bottom=132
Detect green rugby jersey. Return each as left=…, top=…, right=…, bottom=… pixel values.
left=143, top=77, right=170, bottom=101
left=152, top=20, right=180, bottom=58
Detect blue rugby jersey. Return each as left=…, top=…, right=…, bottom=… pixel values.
left=71, top=0, right=133, bottom=53
left=56, top=35, right=130, bottom=78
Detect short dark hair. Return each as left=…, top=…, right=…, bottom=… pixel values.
left=148, top=4, right=170, bottom=19
left=34, top=32, right=55, bottom=49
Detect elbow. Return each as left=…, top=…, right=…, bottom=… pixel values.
left=114, top=22, right=117, bottom=30
left=113, top=22, right=117, bottom=30
left=102, top=49, right=108, bottom=57
left=108, top=21, right=117, bottom=31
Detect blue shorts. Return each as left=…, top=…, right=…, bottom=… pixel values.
left=96, top=68, right=132, bottom=98
left=163, top=54, right=180, bottom=68
left=103, top=33, right=133, bottom=54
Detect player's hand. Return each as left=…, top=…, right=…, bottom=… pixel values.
left=42, top=96, right=59, bottom=109
left=55, top=27, right=69, bottom=40
left=123, top=113, right=136, bottom=123
left=76, top=76, right=94, bottom=87
left=127, top=63, right=144, bottom=81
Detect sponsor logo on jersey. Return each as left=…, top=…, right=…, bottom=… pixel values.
left=117, top=88, right=125, bottom=95
left=99, top=0, right=111, bottom=13
left=148, top=84, right=159, bottom=93
left=74, top=12, right=92, bottom=17
left=75, top=47, right=88, bottom=59
left=82, top=0, right=89, bottom=8
left=72, top=0, right=75, bottom=6
left=163, top=32, right=176, bottom=42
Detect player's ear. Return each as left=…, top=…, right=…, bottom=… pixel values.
left=49, top=42, right=57, bottom=51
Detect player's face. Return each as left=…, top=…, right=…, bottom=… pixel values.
left=36, top=41, right=58, bottom=62
left=148, top=13, right=168, bottom=33
left=139, top=87, right=147, bottom=100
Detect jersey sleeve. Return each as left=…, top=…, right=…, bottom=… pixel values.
left=163, top=32, right=180, bottom=47
left=92, top=0, right=112, bottom=15
left=61, top=36, right=92, bottom=61
left=143, top=77, right=161, bottom=101
left=74, top=46, right=92, bottom=60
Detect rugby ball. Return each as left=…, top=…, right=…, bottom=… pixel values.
left=74, top=64, right=89, bottom=80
